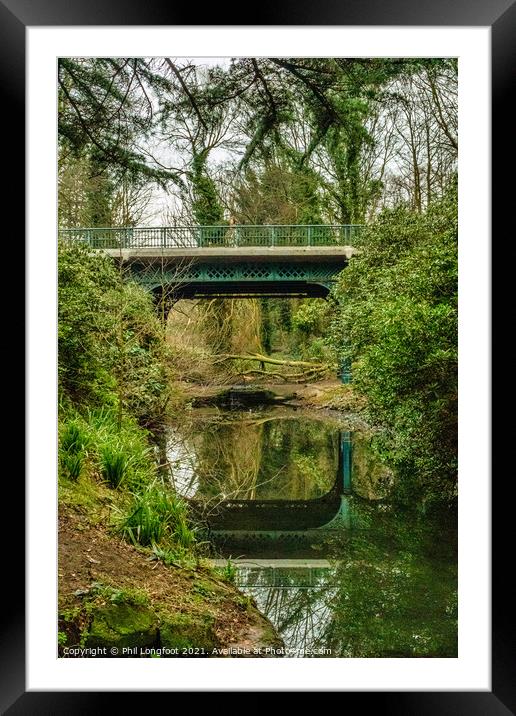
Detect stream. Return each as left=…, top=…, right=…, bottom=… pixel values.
left=162, top=400, right=457, bottom=658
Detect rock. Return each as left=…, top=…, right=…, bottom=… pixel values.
left=74, top=588, right=90, bottom=597
left=85, top=603, right=158, bottom=650
left=159, top=612, right=218, bottom=652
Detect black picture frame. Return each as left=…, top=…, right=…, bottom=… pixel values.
left=6, top=0, right=512, bottom=710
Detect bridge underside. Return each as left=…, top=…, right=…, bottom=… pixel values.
left=159, top=281, right=330, bottom=299
left=125, top=258, right=345, bottom=300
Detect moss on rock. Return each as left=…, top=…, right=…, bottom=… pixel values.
left=158, top=612, right=218, bottom=651
left=85, top=603, right=158, bottom=649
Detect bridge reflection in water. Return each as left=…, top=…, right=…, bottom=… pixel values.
left=211, top=559, right=336, bottom=589
left=201, top=430, right=365, bottom=563
left=204, top=431, right=361, bottom=656
left=205, top=437, right=348, bottom=656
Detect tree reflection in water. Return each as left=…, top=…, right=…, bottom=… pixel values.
left=238, top=514, right=457, bottom=658
left=165, top=406, right=457, bottom=658
left=164, top=409, right=340, bottom=502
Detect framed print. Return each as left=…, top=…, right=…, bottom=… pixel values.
left=4, top=0, right=512, bottom=709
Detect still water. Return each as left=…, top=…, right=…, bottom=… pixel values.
left=164, top=405, right=457, bottom=658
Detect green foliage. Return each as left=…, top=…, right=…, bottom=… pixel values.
left=59, top=420, right=89, bottom=481
left=58, top=58, right=179, bottom=187
left=59, top=408, right=155, bottom=493
left=100, top=445, right=133, bottom=488
left=58, top=241, right=170, bottom=425
left=190, top=152, right=225, bottom=226
left=291, top=301, right=323, bottom=334
left=289, top=300, right=333, bottom=362
left=329, top=183, right=457, bottom=502
left=88, top=582, right=150, bottom=607
left=88, top=408, right=155, bottom=487
left=58, top=239, right=202, bottom=559
left=116, top=484, right=196, bottom=549
left=58, top=241, right=118, bottom=404
left=60, top=421, right=89, bottom=455
left=218, top=559, right=237, bottom=584
left=149, top=544, right=198, bottom=570
left=233, top=164, right=325, bottom=225
left=318, top=520, right=457, bottom=657
left=60, top=452, right=84, bottom=482
left=58, top=631, right=68, bottom=646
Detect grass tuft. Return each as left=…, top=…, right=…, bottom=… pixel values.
left=100, top=445, right=132, bottom=488
left=60, top=421, right=89, bottom=455
left=116, top=484, right=196, bottom=549
left=61, top=452, right=84, bottom=482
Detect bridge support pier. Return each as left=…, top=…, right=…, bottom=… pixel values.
left=340, top=431, right=352, bottom=494
left=338, top=357, right=352, bottom=384
left=151, top=287, right=176, bottom=326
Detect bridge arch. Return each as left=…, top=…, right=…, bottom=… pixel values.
left=190, top=431, right=352, bottom=533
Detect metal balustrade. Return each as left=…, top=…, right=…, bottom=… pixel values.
left=58, top=224, right=363, bottom=249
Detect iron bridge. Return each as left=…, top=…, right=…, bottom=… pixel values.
left=59, top=224, right=361, bottom=299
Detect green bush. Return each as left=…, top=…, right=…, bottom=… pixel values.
left=58, top=241, right=171, bottom=426
left=329, top=183, right=457, bottom=503
left=58, top=241, right=118, bottom=405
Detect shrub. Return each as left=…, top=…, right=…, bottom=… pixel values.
left=329, top=184, right=457, bottom=503
left=58, top=241, right=171, bottom=426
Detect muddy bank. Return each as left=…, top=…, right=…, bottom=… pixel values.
left=58, top=508, right=283, bottom=658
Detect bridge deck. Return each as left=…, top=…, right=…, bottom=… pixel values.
left=102, top=245, right=355, bottom=263
left=59, top=224, right=361, bottom=251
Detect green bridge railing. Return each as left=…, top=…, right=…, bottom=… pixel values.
left=58, top=224, right=363, bottom=249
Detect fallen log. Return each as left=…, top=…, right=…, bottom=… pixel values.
left=213, top=352, right=335, bottom=371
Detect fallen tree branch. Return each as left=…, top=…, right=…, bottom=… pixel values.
left=213, top=352, right=335, bottom=370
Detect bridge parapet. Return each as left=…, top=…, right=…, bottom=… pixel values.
left=59, top=224, right=363, bottom=250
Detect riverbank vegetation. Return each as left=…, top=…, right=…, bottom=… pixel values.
left=330, top=184, right=458, bottom=502
left=58, top=239, right=190, bottom=548
left=58, top=241, right=284, bottom=653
